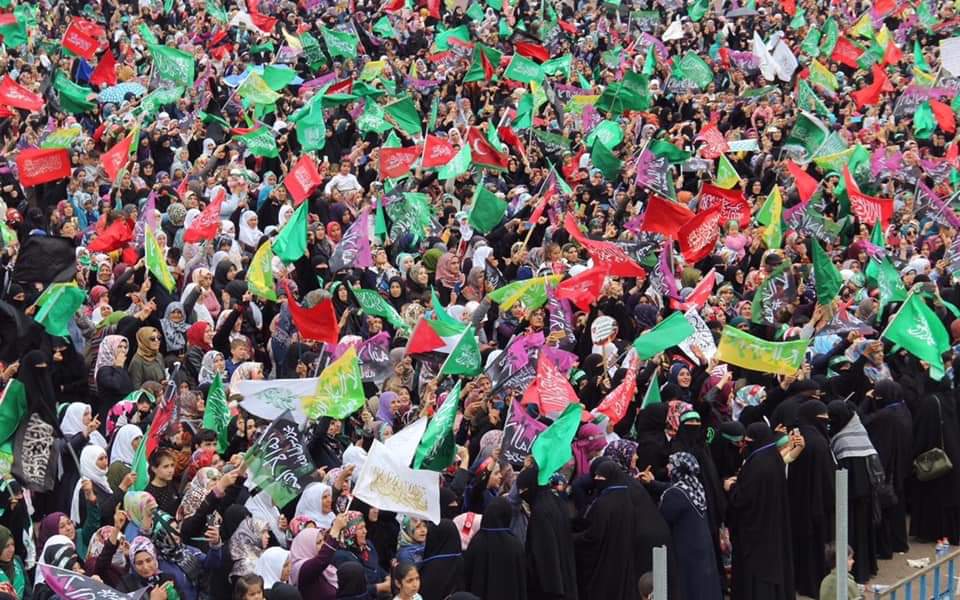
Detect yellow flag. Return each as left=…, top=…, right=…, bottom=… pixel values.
left=247, top=240, right=277, bottom=301
left=282, top=28, right=303, bottom=50
left=360, top=60, right=386, bottom=81
left=304, top=347, right=366, bottom=420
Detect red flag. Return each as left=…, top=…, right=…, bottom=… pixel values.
left=89, top=51, right=118, bottom=87
left=564, top=213, right=646, bottom=278
left=72, top=17, right=106, bottom=39
left=61, top=19, right=99, bottom=60
left=176, top=177, right=190, bottom=202
left=515, top=41, right=550, bottom=63
left=0, top=14, right=15, bottom=27
left=594, top=354, right=639, bottom=425
left=697, top=183, right=751, bottom=228
left=421, top=134, right=456, bottom=168
left=882, top=41, right=903, bottom=65
left=874, top=0, right=896, bottom=15
left=379, top=145, right=422, bottom=179
left=146, top=393, right=177, bottom=457
left=246, top=0, right=277, bottom=32
left=557, top=20, right=576, bottom=34
left=284, top=155, right=324, bottom=205
left=948, top=142, right=959, bottom=168
left=384, top=0, right=404, bottom=11
left=562, top=148, right=587, bottom=184
left=184, top=188, right=226, bottom=243
left=521, top=354, right=576, bottom=417
left=480, top=50, right=495, bottom=81
left=931, top=99, right=957, bottom=134
left=466, top=127, right=509, bottom=170
left=831, top=37, right=863, bottom=69
left=844, top=166, right=893, bottom=227
left=780, top=0, right=796, bottom=16
left=87, top=218, right=135, bottom=253
left=101, top=133, right=135, bottom=183
left=283, top=282, right=340, bottom=344
left=696, top=123, right=729, bottom=159
left=328, top=78, right=354, bottom=94
left=851, top=64, right=890, bottom=109
left=16, top=148, right=71, bottom=187
left=671, top=270, right=716, bottom=311
left=0, top=76, right=44, bottom=112
left=426, top=0, right=441, bottom=18
left=556, top=266, right=607, bottom=310
left=497, top=126, right=527, bottom=161
left=639, top=195, right=694, bottom=237
left=677, top=204, right=723, bottom=263
left=786, top=160, right=819, bottom=203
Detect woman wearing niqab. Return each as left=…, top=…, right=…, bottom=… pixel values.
left=462, top=497, right=526, bottom=600
left=516, top=466, right=577, bottom=600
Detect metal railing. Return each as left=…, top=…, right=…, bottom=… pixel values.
left=873, top=548, right=960, bottom=600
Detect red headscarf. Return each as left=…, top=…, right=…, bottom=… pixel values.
left=186, top=322, right=211, bottom=351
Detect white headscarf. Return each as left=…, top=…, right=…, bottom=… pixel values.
left=110, top=424, right=143, bottom=466
left=255, top=547, right=289, bottom=590
left=71, top=445, right=112, bottom=523
left=35, top=535, right=75, bottom=586
left=61, top=402, right=107, bottom=449
left=238, top=210, right=263, bottom=248
left=294, top=482, right=335, bottom=529
left=245, top=490, right=285, bottom=548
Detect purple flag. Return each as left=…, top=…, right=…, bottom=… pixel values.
left=41, top=564, right=146, bottom=600
left=328, top=208, right=373, bottom=272
left=658, top=238, right=680, bottom=299
left=918, top=181, right=960, bottom=229
left=500, top=400, right=547, bottom=467
left=508, top=331, right=545, bottom=369
left=547, top=285, right=576, bottom=346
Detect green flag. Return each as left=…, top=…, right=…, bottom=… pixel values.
left=204, top=0, right=228, bottom=22
left=820, top=18, right=839, bottom=56
left=801, top=28, right=822, bottom=57
left=915, top=101, right=936, bottom=140
left=413, top=381, right=462, bottom=470
left=595, top=71, right=650, bottom=114
left=542, top=54, right=572, bottom=77
left=273, top=201, right=308, bottom=263
left=148, top=44, right=195, bottom=86
left=234, top=126, right=280, bottom=158
left=372, top=15, right=397, bottom=38
left=431, top=289, right=467, bottom=331
left=790, top=6, right=806, bottom=29
left=321, top=26, right=358, bottom=59
left=262, top=66, right=297, bottom=91
left=914, top=40, right=931, bottom=72
left=797, top=79, right=831, bottom=118
left=590, top=140, right=621, bottom=181
left=434, top=25, right=471, bottom=50
left=715, top=154, right=741, bottom=189
left=676, top=52, right=714, bottom=89
left=440, top=326, right=483, bottom=376
left=687, top=0, right=708, bottom=21
left=873, top=256, right=908, bottom=312
left=757, top=186, right=783, bottom=249
left=812, top=239, right=842, bottom=304
left=531, top=403, right=583, bottom=484
left=238, top=71, right=281, bottom=104
left=632, top=312, right=696, bottom=359
left=351, top=287, right=409, bottom=331
left=385, top=96, right=422, bottom=136
left=468, top=186, right=507, bottom=233
left=427, top=95, right=439, bottom=132
left=145, top=229, right=175, bottom=292
left=247, top=240, right=277, bottom=301
left=53, top=72, right=95, bottom=114
left=586, top=120, right=624, bottom=149
left=358, top=100, right=393, bottom=135
left=296, top=102, right=327, bottom=151
left=438, top=144, right=472, bottom=180
left=130, top=426, right=150, bottom=491
left=374, top=196, right=388, bottom=241
left=785, top=111, right=829, bottom=159
left=0, top=14, right=26, bottom=48
left=513, top=93, right=534, bottom=130
left=650, top=138, right=691, bottom=163
left=882, top=293, right=951, bottom=378
left=34, top=283, right=86, bottom=337
left=488, top=275, right=560, bottom=310
left=641, top=374, right=661, bottom=409
left=504, top=54, right=545, bottom=84
left=306, top=347, right=367, bottom=419
left=0, top=380, right=26, bottom=447
left=642, top=46, right=656, bottom=76
left=202, top=374, right=230, bottom=453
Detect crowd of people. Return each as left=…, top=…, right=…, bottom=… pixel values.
left=0, top=0, right=958, bottom=598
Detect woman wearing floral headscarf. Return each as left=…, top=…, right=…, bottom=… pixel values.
left=95, top=335, right=134, bottom=422
left=228, top=516, right=268, bottom=578
left=160, top=303, right=192, bottom=357
left=434, top=253, right=463, bottom=305
left=395, top=517, right=427, bottom=564
left=332, top=511, right=389, bottom=596
left=85, top=524, right=128, bottom=588
left=198, top=350, right=226, bottom=387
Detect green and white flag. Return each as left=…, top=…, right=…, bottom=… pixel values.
left=675, top=52, right=714, bottom=89
left=234, top=126, right=280, bottom=158
left=321, top=26, right=358, bottom=59
left=295, top=102, right=326, bottom=152
left=440, top=326, right=483, bottom=376
left=145, top=229, right=175, bottom=292
left=504, top=54, right=545, bottom=84
left=352, top=287, right=409, bottom=332
left=202, top=374, right=230, bottom=453
left=148, top=44, right=195, bottom=86
left=438, top=144, right=472, bottom=180
left=882, top=293, right=951, bottom=378
left=413, top=381, right=461, bottom=470
left=238, top=72, right=281, bottom=105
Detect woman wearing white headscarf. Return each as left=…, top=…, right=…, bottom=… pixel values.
left=293, top=482, right=335, bottom=529
left=61, top=402, right=108, bottom=449
left=238, top=210, right=263, bottom=253
left=255, top=547, right=290, bottom=590
left=110, top=424, right=143, bottom=467
left=70, top=445, right=115, bottom=525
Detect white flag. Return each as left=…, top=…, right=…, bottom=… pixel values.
left=753, top=31, right=777, bottom=82
left=679, top=308, right=718, bottom=362
left=772, top=40, right=798, bottom=82
left=662, top=20, right=684, bottom=42
left=236, top=377, right=319, bottom=425
left=354, top=440, right=441, bottom=523
left=384, top=417, right=428, bottom=467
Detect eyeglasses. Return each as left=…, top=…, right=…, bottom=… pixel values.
left=149, top=336, right=160, bottom=342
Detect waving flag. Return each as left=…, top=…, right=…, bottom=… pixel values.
left=522, top=354, right=577, bottom=417
left=328, top=209, right=373, bottom=273
left=678, top=203, right=722, bottom=263
left=414, top=381, right=461, bottom=470
left=183, top=187, right=225, bottom=243
left=304, top=347, right=366, bottom=419
left=284, top=154, right=323, bottom=205
left=0, top=75, right=44, bottom=112
left=247, top=241, right=278, bottom=302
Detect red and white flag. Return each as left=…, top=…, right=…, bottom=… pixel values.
left=16, top=148, right=71, bottom=187
left=284, top=154, right=323, bottom=205
left=0, top=76, right=44, bottom=112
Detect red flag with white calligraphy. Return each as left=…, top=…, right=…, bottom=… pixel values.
left=16, top=148, right=71, bottom=187
left=284, top=154, right=323, bottom=205
left=697, top=183, right=751, bottom=228
left=594, top=353, right=639, bottom=425
left=61, top=19, right=100, bottom=60
left=556, top=266, right=608, bottom=311
left=421, top=134, right=456, bottom=169
left=184, top=188, right=226, bottom=243
left=379, top=145, right=422, bottom=179
left=522, top=354, right=576, bottom=417
left=0, top=75, right=44, bottom=112
left=563, top=213, right=646, bottom=278
left=844, top=166, right=893, bottom=227
left=677, top=203, right=722, bottom=263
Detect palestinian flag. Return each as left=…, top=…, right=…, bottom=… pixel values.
left=405, top=316, right=466, bottom=360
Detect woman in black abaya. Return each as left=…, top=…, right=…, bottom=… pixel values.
left=827, top=399, right=879, bottom=583
left=910, top=366, right=960, bottom=545
left=516, top=466, right=577, bottom=600
left=862, top=380, right=912, bottom=557
left=728, top=422, right=794, bottom=600
left=789, top=400, right=835, bottom=598
left=573, top=459, right=639, bottom=600
left=634, top=403, right=670, bottom=483
left=419, top=519, right=464, bottom=600
left=462, top=496, right=526, bottom=600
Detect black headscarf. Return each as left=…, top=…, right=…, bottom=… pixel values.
left=439, top=486, right=461, bottom=520
left=267, top=583, right=303, bottom=600
left=19, top=350, right=58, bottom=428
left=335, top=561, right=368, bottom=598
left=797, top=400, right=829, bottom=439
left=419, top=519, right=464, bottom=600
left=462, top=497, right=526, bottom=600
left=517, top=465, right=578, bottom=600
left=827, top=400, right=855, bottom=438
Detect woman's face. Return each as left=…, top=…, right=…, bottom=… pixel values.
left=133, top=551, right=158, bottom=578
left=0, top=539, right=14, bottom=562
left=201, top=272, right=213, bottom=287
left=354, top=522, right=367, bottom=545
left=169, top=308, right=184, bottom=323
left=244, top=583, right=264, bottom=600
left=145, top=331, right=161, bottom=351
left=389, top=395, right=403, bottom=414
left=337, top=286, right=349, bottom=301
left=321, top=491, right=333, bottom=513
left=390, top=281, right=403, bottom=297
left=117, top=341, right=129, bottom=362
left=96, top=450, right=108, bottom=471
left=154, top=457, right=175, bottom=482
left=677, top=368, right=692, bottom=388
left=400, top=256, right=414, bottom=272
left=529, top=309, right=545, bottom=328
left=280, top=558, right=292, bottom=583
left=214, top=354, right=226, bottom=371
left=416, top=268, right=429, bottom=285
left=412, top=520, right=427, bottom=543
left=246, top=215, right=259, bottom=229
left=82, top=407, right=92, bottom=426
left=203, top=328, right=215, bottom=345
left=59, top=516, right=76, bottom=541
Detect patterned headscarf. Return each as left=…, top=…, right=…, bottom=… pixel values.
left=666, top=451, right=707, bottom=515
left=87, top=526, right=126, bottom=568
left=95, top=335, right=128, bottom=378
left=603, top=439, right=639, bottom=476
left=341, top=511, right=369, bottom=559
left=123, top=491, right=156, bottom=530
left=229, top=516, right=267, bottom=577
left=153, top=510, right=200, bottom=576
left=177, top=467, right=220, bottom=522
left=665, top=400, right=695, bottom=439
left=733, top=385, right=766, bottom=421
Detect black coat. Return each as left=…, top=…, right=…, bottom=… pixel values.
left=910, top=388, right=960, bottom=544
left=525, top=485, right=577, bottom=600
left=463, top=497, right=527, bottom=600
left=419, top=520, right=465, bottom=600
